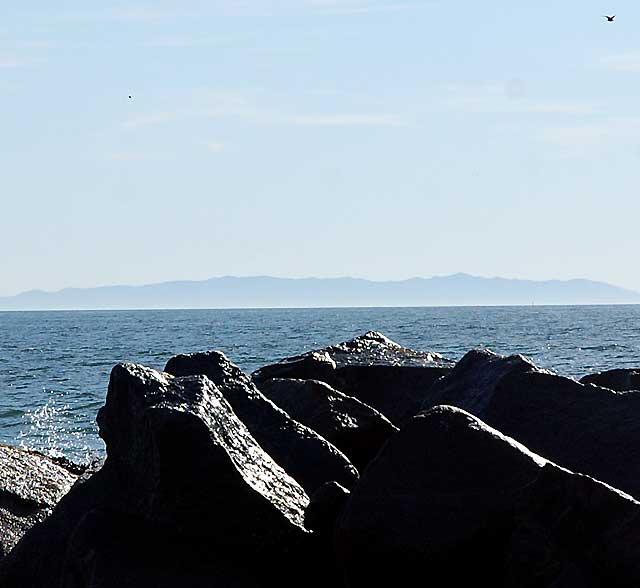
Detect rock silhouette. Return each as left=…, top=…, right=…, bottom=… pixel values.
left=336, top=405, right=640, bottom=587
left=258, top=378, right=398, bottom=472
left=164, top=351, right=358, bottom=493
left=580, top=368, right=640, bottom=391
left=253, top=331, right=453, bottom=425
left=422, top=349, right=640, bottom=498
left=3, top=333, right=640, bottom=586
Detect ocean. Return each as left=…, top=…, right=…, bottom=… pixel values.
left=1, top=305, right=639, bottom=463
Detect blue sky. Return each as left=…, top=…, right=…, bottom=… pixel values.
left=2, top=1, right=640, bottom=296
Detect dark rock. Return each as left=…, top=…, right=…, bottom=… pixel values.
left=259, top=378, right=398, bottom=472
left=422, top=349, right=640, bottom=498
left=252, top=331, right=453, bottom=425
left=305, top=481, right=350, bottom=536
left=336, top=405, right=640, bottom=587
left=97, top=364, right=309, bottom=540
left=580, top=368, right=640, bottom=392
left=0, top=364, right=311, bottom=587
left=164, top=351, right=358, bottom=494
left=0, top=444, right=78, bottom=559
left=304, top=482, right=351, bottom=588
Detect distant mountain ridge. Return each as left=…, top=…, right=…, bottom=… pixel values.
left=1, top=274, right=639, bottom=310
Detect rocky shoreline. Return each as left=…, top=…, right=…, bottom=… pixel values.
left=1, top=331, right=640, bottom=586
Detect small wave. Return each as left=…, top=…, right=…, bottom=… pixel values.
left=579, top=344, right=628, bottom=352
left=0, top=408, right=24, bottom=419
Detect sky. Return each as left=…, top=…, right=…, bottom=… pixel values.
left=2, top=0, right=640, bottom=297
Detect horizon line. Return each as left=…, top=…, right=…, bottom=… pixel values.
left=1, top=302, right=640, bottom=313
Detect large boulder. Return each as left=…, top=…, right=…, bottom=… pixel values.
left=422, top=349, right=640, bottom=498
left=336, top=405, right=640, bottom=587
left=0, top=445, right=78, bottom=559
left=258, top=378, right=398, bottom=472
left=164, top=351, right=358, bottom=493
left=0, top=364, right=312, bottom=587
left=580, top=368, right=640, bottom=392
left=252, top=331, right=454, bottom=425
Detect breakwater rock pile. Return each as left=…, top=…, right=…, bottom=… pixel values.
left=1, top=331, right=640, bottom=587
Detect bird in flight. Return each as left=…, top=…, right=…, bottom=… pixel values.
left=128, top=95, right=133, bottom=99
left=603, top=15, right=616, bottom=22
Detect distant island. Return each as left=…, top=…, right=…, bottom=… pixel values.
left=1, top=274, right=639, bottom=310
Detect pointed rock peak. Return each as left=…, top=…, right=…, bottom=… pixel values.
left=326, top=331, right=452, bottom=368
left=164, top=351, right=359, bottom=494
left=98, top=362, right=309, bottom=534
left=339, top=331, right=403, bottom=350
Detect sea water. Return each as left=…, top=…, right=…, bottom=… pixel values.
left=1, top=305, right=639, bottom=463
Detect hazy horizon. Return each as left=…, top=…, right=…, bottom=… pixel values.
left=4, top=272, right=640, bottom=297
left=2, top=273, right=638, bottom=311
left=4, top=1, right=640, bottom=296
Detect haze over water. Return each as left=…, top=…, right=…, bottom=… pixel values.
left=1, top=305, right=639, bottom=463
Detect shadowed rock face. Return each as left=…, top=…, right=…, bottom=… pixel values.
left=336, top=406, right=640, bottom=587
left=164, top=351, right=359, bottom=494
left=252, top=331, right=454, bottom=425
left=258, top=378, right=398, bottom=473
left=97, top=364, right=309, bottom=536
left=0, top=445, right=78, bottom=559
left=0, top=364, right=311, bottom=588
left=580, top=368, right=640, bottom=392
left=422, top=349, right=640, bottom=499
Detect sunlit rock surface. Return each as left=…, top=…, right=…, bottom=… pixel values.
left=0, top=364, right=311, bottom=587
left=422, top=349, right=640, bottom=498
left=165, top=351, right=358, bottom=493
left=252, top=331, right=453, bottom=425
left=0, top=445, right=78, bottom=558
left=580, top=368, right=640, bottom=391
left=258, top=378, right=398, bottom=472
left=336, top=406, right=640, bottom=587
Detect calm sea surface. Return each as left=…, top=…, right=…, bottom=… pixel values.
left=1, top=306, right=639, bottom=463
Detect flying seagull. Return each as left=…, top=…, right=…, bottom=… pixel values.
left=603, top=15, right=616, bottom=21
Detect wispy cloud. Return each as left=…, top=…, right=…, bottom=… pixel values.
left=443, top=81, right=596, bottom=116
left=123, top=108, right=405, bottom=129
left=1, top=40, right=58, bottom=50
left=281, top=113, right=405, bottom=125
left=122, top=112, right=176, bottom=130
left=143, top=36, right=223, bottom=48
left=600, top=54, right=640, bottom=73
left=205, top=142, right=225, bottom=153
left=74, top=0, right=424, bottom=21
left=109, top=7, right=196, bottom=22
left=540, top=117, right=640, bottom=155
left=0, top=55, right=44, bottom=69
left=121, top=92, right=406, bottom=130
left=109, top=152, right=158, bottom=161
left=304, top=0, right=426, bottom=15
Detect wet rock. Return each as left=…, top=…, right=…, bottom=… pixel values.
left=259, top=378, right=398, bottom=472
left=252, top=331, right=453, bottom=425
left=336, top=405, right=640, bottom=587
left=0, top=364, right=310, bottom=587
left=422, top=349, right=640, bottom=498
left=0, top=444, right=78, bottom=559
left=580, top=368, right=640, bottom=392
left=165, top=351, right=358, bottom=493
